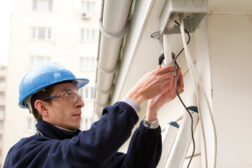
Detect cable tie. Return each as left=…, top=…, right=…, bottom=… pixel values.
left=97, top=61, right=118, bottom=74
left=95, top=85, right=111, bottom=95
left=99, top=19, right=130, bottom=39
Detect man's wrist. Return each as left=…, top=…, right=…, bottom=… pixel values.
left=143, top=117, right=159, bottom=129
left=127, top=91, right=145, bottom=105
left=146, top=104, right=158, bottom=122
left=145, top=114, right=158, bottom=122
left=122, top=97, right=141, bottom=113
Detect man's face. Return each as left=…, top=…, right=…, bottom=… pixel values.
left=45, top=83, right=85, bottom=131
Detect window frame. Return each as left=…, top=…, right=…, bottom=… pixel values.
left=80, top=0, right=96, bottom=15
left=32, top=27, right=52, bottom=41
left=30, top=55, right=51, bottom=68
left=80, top=28, right=97, bottom=42
left=81, top=86, right=95, bottom=100
left=79, top=56, right=96, bottom=71
left=33, top=0, right=53, bottom=12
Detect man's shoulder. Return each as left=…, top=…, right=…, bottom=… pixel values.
left=9, top=135, right=53, bottom=153
left=4, top=135, right=55, bottom=167
left=6, top=135, right=55, bottom=160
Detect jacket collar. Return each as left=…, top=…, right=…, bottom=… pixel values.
left=36, top=120, right=80, bottom=140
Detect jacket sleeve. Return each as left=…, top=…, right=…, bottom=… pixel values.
left=59, top=102, right=139, bottom=167
left=4, top=102, right=139, bottom=168
left=113, top=121, right=162, bottom=168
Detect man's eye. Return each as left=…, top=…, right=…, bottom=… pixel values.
left=65, top=92, right=72, bottom=97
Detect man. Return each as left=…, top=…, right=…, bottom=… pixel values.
left=4, top=62, right=183, bottom=168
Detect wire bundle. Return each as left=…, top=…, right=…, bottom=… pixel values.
left=176, top=14, right=217, bottom=168
left=159, top=15, right=217, bottom=168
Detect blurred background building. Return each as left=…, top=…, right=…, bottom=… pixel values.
left=0, top=66, right=7, bottom=167
left=2, top=0, right=100, bottom=164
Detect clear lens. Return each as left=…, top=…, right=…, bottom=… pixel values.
left=62, top=90, right=80, bottom=102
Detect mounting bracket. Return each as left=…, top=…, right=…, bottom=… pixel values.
left=160, top=0, right=209, bottom=34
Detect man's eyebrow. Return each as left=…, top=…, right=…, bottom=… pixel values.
left=60, top=88, right=72, bottom=92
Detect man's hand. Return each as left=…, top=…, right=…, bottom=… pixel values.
left=146, top=69, right=184, bottom=122
left=127, top=65, right=176, bottom=104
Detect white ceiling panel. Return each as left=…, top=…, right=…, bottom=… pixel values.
left=209, top=0, right=252, bottom=14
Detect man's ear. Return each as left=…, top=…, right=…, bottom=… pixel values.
left=34, top=100, right=49, bottom=118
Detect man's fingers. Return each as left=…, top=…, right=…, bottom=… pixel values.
left=178, top=88, right=184, bottom=94
left=156, top=65, right=175, bottom=75
left=177, top=69, right=184, bottom=88
left=158, top=71, right=175, bottom=83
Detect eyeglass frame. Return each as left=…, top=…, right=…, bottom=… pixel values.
left=41, top=89, right=82, bottom=103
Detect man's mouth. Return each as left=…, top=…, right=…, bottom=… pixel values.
left=72, top=113, right=81, bottom=118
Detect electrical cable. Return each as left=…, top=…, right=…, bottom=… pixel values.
left=178, top=15, right=208, bottom=168
left=158, top=20, right=194, bottom=167
left=158, top=14, right=217, bottom=168
left=178, top=14, right=217, bottom=168
left=171, top=22, right=195, bottom=168
left=158, top=20, right=195, bottom=167
left=174, top=20, right=191, bottom=61
left=174, top=64, right=195, bottom=168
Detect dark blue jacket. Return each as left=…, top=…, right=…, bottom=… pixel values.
left=4, top=102, right=161, bottom=168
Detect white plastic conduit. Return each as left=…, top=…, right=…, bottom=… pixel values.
left=179, top=15, right=217, bottom=168
left=94, top=0, right=134, bottom=115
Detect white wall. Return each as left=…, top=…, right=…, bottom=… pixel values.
left=207, top=14, right=252, bottom=167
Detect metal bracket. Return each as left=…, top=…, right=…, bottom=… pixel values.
left=160, top=0, right=209, bottom=34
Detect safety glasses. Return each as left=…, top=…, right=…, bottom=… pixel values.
left=42, top=89, right=81, bottom=103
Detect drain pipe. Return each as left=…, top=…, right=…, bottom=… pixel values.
left=94, top=0, right=135, bottom=116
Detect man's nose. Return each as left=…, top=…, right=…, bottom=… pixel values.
left=75, top=96, right=85, bottom=108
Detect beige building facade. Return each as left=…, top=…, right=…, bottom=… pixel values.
left=2, top=0, right=100, bottom=164
left=0, top=66, right=7, bottom=167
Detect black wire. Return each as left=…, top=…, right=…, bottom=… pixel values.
left=173, top=62, right=195, bottom=168
left=172, top=52, right=179, bottom=69
left=158, top=24, right=194, bottom=166
left=172, top=20, right=195, bottom=168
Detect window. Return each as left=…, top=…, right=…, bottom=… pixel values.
left=0, top=121, right=3, bottom=131
left=32, top=27, right=52, bottom=40
left=80, top=57, right=96, bottom=71
left=0, top=92, right=4, bottom=100
left=0, top=79, right=5, bottom=88
left=27, top=117, right=36, bottom=131
left=30, top=56, right=50, bottom=68
left=81, top=86, right=95, bottom=100
left=33, top=0, right=53, bottom=12
left=80, top=28, right=97, bottom=42
left=0, top=106, right=4, bottom=118
left=81, top=0, right=96, bottom=14
left=81, top=117, right=93, bottom=130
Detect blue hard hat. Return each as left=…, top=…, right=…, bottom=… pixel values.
left=19, top=62, right=89, bottom=108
